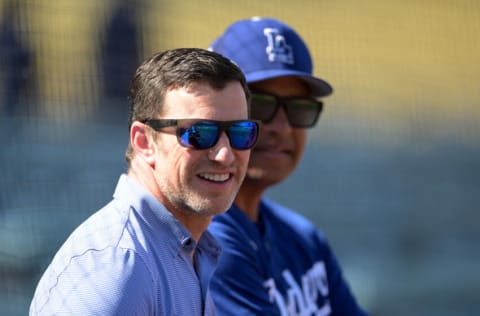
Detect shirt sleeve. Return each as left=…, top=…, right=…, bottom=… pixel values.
left=30, top=247, right=155, bottom=315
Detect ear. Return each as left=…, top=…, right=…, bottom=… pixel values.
left=130, top=121, right=156, bottom=166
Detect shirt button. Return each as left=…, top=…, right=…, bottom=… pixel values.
left=183, top=237, right=193, bottom=246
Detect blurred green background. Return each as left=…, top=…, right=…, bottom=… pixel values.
left=1, top=1, right=479, bottom=315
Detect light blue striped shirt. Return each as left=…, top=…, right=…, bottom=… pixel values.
left=30, top=174, right=221, bottom=315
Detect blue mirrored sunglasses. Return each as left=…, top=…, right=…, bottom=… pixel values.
left=143, top=119, right=260, bottom=150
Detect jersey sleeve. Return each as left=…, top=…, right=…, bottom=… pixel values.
left=30, top=247, right=155, bottom=315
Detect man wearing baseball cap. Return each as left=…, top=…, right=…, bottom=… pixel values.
left=208, top=17, right=369, bottom=315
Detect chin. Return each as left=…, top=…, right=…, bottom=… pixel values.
left=245, top=168, right=285, bottom=187
left=246, top=167, right=265, bottom=179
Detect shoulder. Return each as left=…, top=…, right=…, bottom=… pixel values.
left=210, top=210, right=258, bottom=261
left=210, top=205, right=255, bottom=240
left=54, top=200, right=141, bottom=263
left=34, top=200, right=157, bottom=294
left=30, top=243, right=154, bottom=315
left=261, top=197, right=327, bottom=242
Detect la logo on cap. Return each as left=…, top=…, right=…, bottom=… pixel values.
left=264, top=28, right=294, bottom=65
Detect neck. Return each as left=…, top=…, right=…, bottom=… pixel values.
left=234, top=183, right=266, bottom=222
left=172, top=210, right=212, bottom=243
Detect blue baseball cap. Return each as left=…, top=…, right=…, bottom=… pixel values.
left=209, top=17, right=333, bottom=97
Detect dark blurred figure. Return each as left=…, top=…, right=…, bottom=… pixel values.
left=99, top=0, right=141, bottom=120
left=0, top=0, right=35, bottom=116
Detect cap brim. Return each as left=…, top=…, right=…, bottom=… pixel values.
left=246, top=69, right=333, bottom=98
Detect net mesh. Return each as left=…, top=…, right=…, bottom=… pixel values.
left=1, top=1, right=479, bottom=315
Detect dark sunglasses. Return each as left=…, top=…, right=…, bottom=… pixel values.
left=250, top=91, right=323, bottom=128
left=143, top=119, right=260, bottom=150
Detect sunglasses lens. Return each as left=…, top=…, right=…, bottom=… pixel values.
left=228, top=121, right=259, bottom=150
left=284, top=98, right=322, bottom=128
left=251, top=93, right=322, bottom=128
left=178, top=120, right=258, bottom=150
left=251, top=93, right=278, bottom=122
left=179, top=122, right=219, bottom=149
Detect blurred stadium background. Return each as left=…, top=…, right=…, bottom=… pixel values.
left=1, top=0, right=479, bottom=315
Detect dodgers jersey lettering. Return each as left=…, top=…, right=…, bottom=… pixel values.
left=209, top=198, right=368, bottom=316
left=263, top=262, right=331, bottom=315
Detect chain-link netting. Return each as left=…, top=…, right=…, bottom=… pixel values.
left=1, top=1, right=479, bottom=315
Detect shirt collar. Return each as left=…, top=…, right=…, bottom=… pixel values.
left=113, top=174, right=221, bottom=257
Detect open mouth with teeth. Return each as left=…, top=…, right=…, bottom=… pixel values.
left=199, top=173, right=231, bottom=182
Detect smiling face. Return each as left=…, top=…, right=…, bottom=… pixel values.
left=244, top=76, right=310, bottom=188
left=150, top=81, right=251, bottom=217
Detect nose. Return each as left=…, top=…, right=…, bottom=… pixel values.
left=207, top=132, right=235, bottom=164
left=263, top=106, right=292, bottom=133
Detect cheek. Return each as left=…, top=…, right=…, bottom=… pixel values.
left=153, top=148, right=193, bottom=191
left=154, top=137, right=185, bottom=172
left=293, top=130, right=307, bottom=158
left=237, top=151, right=252, bottom=170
